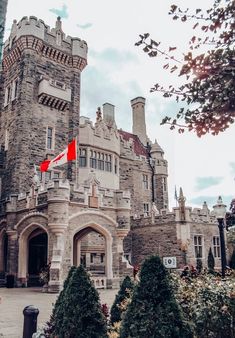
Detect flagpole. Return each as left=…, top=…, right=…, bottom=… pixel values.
left=75, top=135, right=78, bottom=187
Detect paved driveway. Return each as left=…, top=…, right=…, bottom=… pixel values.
left=0, top=288, right=117, bottom=338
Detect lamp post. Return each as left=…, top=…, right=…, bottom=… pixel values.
left=213, top=196, right=227, bottom=278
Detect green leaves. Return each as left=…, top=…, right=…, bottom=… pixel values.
left=136, top=0, right=235, bottom=136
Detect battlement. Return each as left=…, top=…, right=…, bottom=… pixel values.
left=3, top=16, right=88, bottom=71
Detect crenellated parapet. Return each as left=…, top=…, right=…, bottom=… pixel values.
left=3, top=16, right=88, bottom=72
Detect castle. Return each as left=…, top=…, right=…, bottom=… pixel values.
left=0, top=17, right=231, bottom=291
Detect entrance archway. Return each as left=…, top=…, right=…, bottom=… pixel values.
left=28, top=229, right=48, bottom=286
left=72, top=223, right=113, bottom=280
left=18, top=224, right=48, bottom=286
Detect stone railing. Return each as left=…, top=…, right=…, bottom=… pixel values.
left=91, top=276, right=106, bottom=289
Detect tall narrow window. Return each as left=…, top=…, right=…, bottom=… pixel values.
left=11, top=79, right=18, bottom=101
left=213, top=236, right=220, bottom=258
left=163, top=177, right=167, bottom=191
left=105, top=154, right=112, bottom=172
left=143, top=174, right=149, bottom=189
left=79, top=148, right=87, bottom=167
left=4, top=86, right=11, bottom=106
left=46, top=127, right=53, bottom=150
left=98, top=153, right=104, bottom=170
left=90, top=150, right=97, bottom=169
left=143, top=203, right=149, bottom=216
left=114, top=158, right=118, bottom=174
left=194, top=235, right=203, bottom=258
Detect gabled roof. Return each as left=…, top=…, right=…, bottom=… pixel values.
left=118, top=130, right=148, bottom=157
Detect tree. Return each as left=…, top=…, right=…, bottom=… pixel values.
left=44, top=265, right=77, bottom=337
left=207, top=247, right=215, bottom=273
left=136, top=0, right=235, bottom=137
left=110, top=275, right=134, bottom=325
left=230, top=249, right=235, bottom=269
left=196, top=256, right=203, bottom=274
left=120, top=256, right=193, bottom=338
left=58, top=265, right=108, bottom=338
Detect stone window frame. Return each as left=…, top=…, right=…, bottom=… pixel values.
left=4, top=85, right=11, bottom=107
left=114, top=157, right=118, bottom=175
left=143, top=203, right=150, bottom=217
left=90, top=252, right=97, bottom=263
left=90, top=150, right=97, bottom=169
left=11, top=78, right=19, bottom=101
left=194, top=235, right=203, bottom=259
left=212, top=236, right=221, bottom=258
left=97, top=152, right=105, bottom=170
left=105, top=154, right=112, bottom=172
left=143, top=174, right=149, bottom=190
left=79, top=148, right=87, bottom=167
left=46, top=126, right=55, bottom=151
left=35, top=166, right=62, bottom=184
left=163, top=177, right=167, bottom=192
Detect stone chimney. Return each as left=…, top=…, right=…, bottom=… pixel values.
left=131, top=97, right=147, bottom=145
left=103, top=103, right=115, bottom=127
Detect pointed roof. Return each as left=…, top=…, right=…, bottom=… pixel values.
left=150, top=139, right=164, bottom=154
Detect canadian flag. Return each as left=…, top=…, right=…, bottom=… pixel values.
left=40, top=139, right=77, bottom=172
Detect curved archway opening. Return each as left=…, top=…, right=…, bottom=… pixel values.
left=18, top=224, right=48, bottom=286
left=74, top=227, right=105, bottom=275
left=73, top=224, right=113, bottom=281
left=28, top=229, right=48, bottom=286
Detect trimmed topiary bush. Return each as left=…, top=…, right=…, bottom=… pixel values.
left=120, top=256, right=193, bottom=338
left=58, top=265, right=108, bottom=338
left=207, top=247, right=215, bottom=273
left=110, top=276, right=134, bottom=325
left=44, top=265, right=77, bottom=337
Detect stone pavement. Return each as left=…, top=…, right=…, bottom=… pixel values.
left=0, top=287, right=118, bottom=338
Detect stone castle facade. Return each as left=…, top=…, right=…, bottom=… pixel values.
left=0, top=17, right=231, bottom=291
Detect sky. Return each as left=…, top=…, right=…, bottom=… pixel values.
left=4, top=0, right=235, bottom=211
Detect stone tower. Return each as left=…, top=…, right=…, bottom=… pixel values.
left=150, top=139, right=168, bottom=210
left=131, top=96, right=147, bottom=146
left=0, top=0, right=8, bottom=62
left=0, top=16, right=87, bottom=197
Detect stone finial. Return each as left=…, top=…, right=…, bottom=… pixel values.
left=96, top=107, right=102, bottom=122
left=55, top=16, right=62, bottom=31
left=178, top=187, right=186, bottom=221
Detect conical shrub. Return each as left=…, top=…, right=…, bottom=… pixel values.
left=45, top=265, right=77, bottom=337
left=59, top=265, right=108, bottom=338
left=120, top=256, right=193, bottom=338
left=110, top=275, right=134, bottom=325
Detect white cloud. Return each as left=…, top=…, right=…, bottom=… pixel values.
left=4, top=0, right=234, bottom=210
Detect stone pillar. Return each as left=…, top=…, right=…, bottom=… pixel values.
left=6, top=230, right=17, bottom=275
left=47, top=179, right=70, bottom=292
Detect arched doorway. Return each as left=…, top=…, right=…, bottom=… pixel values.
left=28, top=229, right=48, bottom=286
left=72, top=223, right=113, bottom=287
left=74, top=227, right=105, bottom=275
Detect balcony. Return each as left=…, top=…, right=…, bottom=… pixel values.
left=38, top=79, right=71, bottom=111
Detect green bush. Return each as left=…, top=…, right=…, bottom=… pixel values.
left=120, top=256, right=193, bottom=338
left=110, top=276, right=134, bottom=325
left=44, top=266, right=77, bottom=337
left=58, top=265, right=108, bottom=338
left=207, top=247, right=215, bottom=273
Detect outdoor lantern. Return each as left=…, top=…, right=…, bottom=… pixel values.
left=213, top=196, right=227, bottom=220
left=213, top=196, right=227, bottom=278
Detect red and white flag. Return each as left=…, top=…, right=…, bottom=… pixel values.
left=40, top=139, right=76, bottom=172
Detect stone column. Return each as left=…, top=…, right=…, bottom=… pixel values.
left=6, top=230, right=17, bottom=275
left=47, top=179, right=70, bottom=292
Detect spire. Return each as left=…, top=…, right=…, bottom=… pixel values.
left=178, top=187, right=186, bottom=221
left=55, top=16, right=62, bottom=31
